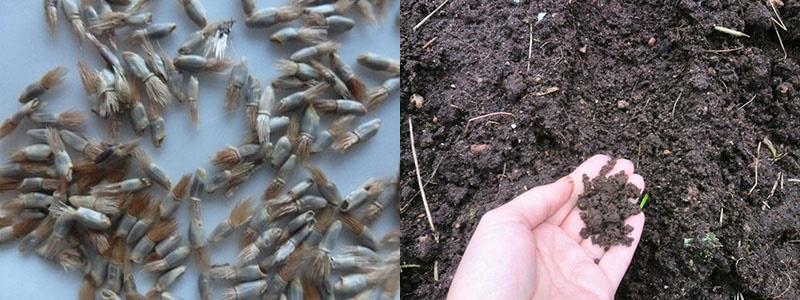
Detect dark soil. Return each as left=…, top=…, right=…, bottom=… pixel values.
left=401, top=0, right=800, bottom=299
left=578, top=160, right=642, bottom=249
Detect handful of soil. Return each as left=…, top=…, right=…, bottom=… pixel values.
left=577, top=160, right=642, bottom=248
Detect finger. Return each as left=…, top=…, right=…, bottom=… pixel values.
left=558, top=158, right=635, bottom=242
left=493, top=176, right=574, bottom=229
left=559, top=208, right=585, bottom=243
left=599, top=212, right=645, bottom=288
left=546, top=154, right=611, bottom=225
left=599, top=174, right=646, bottom=289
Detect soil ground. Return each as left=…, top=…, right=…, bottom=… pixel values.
left=400, top=1, right=800, bottom=299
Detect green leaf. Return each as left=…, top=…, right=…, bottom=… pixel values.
left=639, top=193, right=650, bottom=209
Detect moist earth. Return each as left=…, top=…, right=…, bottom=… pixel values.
left=401, top=0, right=800, bottom=299
left=578, top=160, right=642, bottom=249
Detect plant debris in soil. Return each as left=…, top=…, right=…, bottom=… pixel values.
left=401, top=0, right=800, bottom=299
left=577, top=160, right=642, bottom=249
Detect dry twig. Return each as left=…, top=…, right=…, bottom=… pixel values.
left=413, top=0, right=451, bottom=31
left=527, top=23, right=533, bottom=72
left=671, top=91, right=683, bottom=117
left=749, top=141, right=762, bottom=195
left=408, top=117, right=438, bottom=242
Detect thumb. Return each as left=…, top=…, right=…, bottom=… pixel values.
left=493, top=176, right=575, bottom=229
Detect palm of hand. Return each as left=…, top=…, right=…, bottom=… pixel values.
left=448, top=155, right=645, bottom=300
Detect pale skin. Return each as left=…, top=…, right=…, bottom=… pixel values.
left=448, top=155, right=646, bottom=300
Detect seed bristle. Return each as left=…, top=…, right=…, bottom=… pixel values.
left=306, top=163, right=329, bottom=187
left=92, top=12, right=126, bottom=32
left=111, top=239, right=128, bottom=264
left=72, top=160, right=97, bottom=173
left=307, top=248, right=331, bottom=283
left=332, top=132, right=358, bottom=152
left=86, top=231, right=111, bottom=254
left=230, top=162, right=257, bottom=179
left=329, top=116, right=354, bottom=137
left=279, top=248, right=308, bottom=280
left=78, top=62, right=97, bottom=94
left=339, top=212, right=364, bottom=235
left=272, top=203, right=296, bottom=219
left=209, top=265, right=236, bottom=279
left=246, top=105, right=259, bottom=132
left=46, top=127, right=66, bottom=153
left=9, top=150, right=29, bottom=163
left=230, top=198, right=254, bottom=227
left=0, top=120, right=17, bottom=140
left=95, top=197, right=121, bottom=215
left=79, top=276, right=96, bottom=300
left=303, top=12, right=327, bottom=26
left=240, top=228, right=258, bottom=250
left=221, top=288, right=238, bottom=300
left=225, top=85, right=242, bottom=113
left=299, top=27, right=328, bottom=44
left=132, top=148, right=152, bottom=167
left=143, top=259, right=166, bottom=272
left=144, top=99, right=163, bottom=120
left=334, top=0, right=355, bottom=16
left=264, top=180, right=286, bottom=201
left=48, top=200, right=72, bottom=219
left=236, top=243, right=260, bottom=266
left=128, top=192, right=152, bottom=217
left=365, top=179, right=388, bottom=198
left=106, top=163, right=130, bottom=183
left=0, top=177, right=19, bottom=191
left=276, top=59, right=299, bottom=77
left=314, top=207, right=335, bottom=232
left=212, top=147, right=240, bottom=168
left=83, top=142, right=105, bottom=161
left=339, top=75, right=362, bottom=99
left=144, top=77, right=172, bottom=108
left=354, top=0, right=377, bottom=25
left=0, top=217, right=13, bottom=228
left=146, top=219, right=177, bottom=242
left=41, top=67, right=67, bottom=90
left=366, top=88, right=389, bottom=112
left=304, top=82, right=329, bottom=101
left=296, top=135, right=312, bottom=161
left=206, top=58, right=233, bottom=73
left=381, top=229, right=400, bottom=250
left=169, top=174, right=192, bottom=200
left=59, top=247, right=83, bottom=271
left=58, top=111, right=88, bottom=129
left=13, top=219, right=40, bottom=237
left=45, top=4, right=57, bottom=34
left=312, top=100, right=337, bottom=113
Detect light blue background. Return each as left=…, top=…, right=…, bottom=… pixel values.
left=0, top=1, right=399, bottom=299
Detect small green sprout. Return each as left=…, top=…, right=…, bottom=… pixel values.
left=468, top=207, right=478, bottom=220
left=762, top=136, right=786, bottom=161
left=684, top=233, right=722, bottom=261
left=639, top=193, right=650, bottom=209
left=701, top=232, right=722, bottom=248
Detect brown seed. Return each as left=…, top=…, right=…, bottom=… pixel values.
left=647, top=36, right=657, bottom=47
left=469, top=144, right=490, bottom=156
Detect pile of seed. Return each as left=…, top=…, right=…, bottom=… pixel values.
left=1, top=0, right=399, bottom=299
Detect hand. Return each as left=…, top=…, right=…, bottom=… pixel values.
left=447, top=155, right=645, bottom=300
